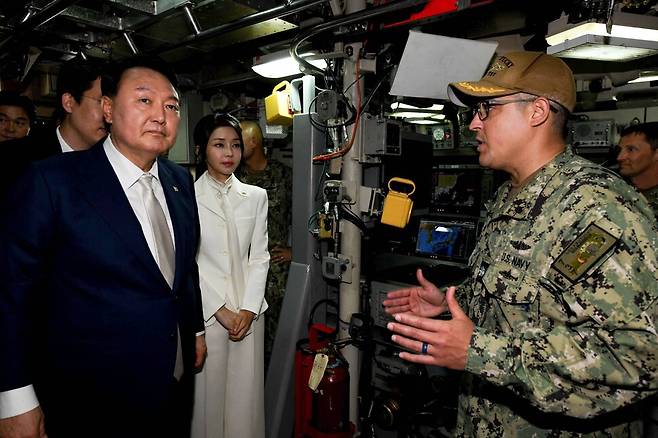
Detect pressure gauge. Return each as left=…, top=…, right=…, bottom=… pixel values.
left=432, top=127, right=446, bottom=141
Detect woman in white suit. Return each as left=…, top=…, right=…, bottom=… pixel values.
left=191, top=113, right=269, bottom=438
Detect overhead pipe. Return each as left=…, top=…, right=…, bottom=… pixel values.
left=0, top=0, right=80, bottom=51
left=19, top=0, right=80, bottom=29
left=152, top=0, right=327, bottom=54
left=182, top=4, right=202, bottom=36
left=290, top=0, right=428, bottom=75
left=123, top=31, right=140, bottom=55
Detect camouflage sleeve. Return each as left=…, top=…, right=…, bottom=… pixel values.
left=465, top=187, right=658, bottom=418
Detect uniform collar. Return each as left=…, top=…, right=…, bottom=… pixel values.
left=492, top=150, right=573, bottom=220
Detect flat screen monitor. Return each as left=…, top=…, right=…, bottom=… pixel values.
left=431, top=166, right=485, bottom=215
left=415, top=219, right=478, bottom=262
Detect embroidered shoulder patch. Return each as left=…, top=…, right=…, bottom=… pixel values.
left=552, top=223, right=617, bottom=283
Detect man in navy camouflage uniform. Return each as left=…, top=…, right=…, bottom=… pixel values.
left=384, top=52, right=658, bottom=436
left=617, top=122, right=658, bottom=219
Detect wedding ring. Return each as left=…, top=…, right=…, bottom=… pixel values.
left=421, top=342, right=429, bottom=355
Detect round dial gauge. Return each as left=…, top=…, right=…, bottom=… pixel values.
left=432, top=127, right=445, bottom=141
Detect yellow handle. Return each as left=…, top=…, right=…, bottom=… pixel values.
left=388, top=177, right=416, bottom=195
left=272, top=80, right=291, bottom=93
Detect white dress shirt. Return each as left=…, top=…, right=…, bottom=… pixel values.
left=56, top=126, right=75, bottom=153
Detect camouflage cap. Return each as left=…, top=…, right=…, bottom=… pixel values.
left=448, top=51, right=576, bottom=113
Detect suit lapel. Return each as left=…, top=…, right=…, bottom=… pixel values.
left=196, top=172, right=225, bottom=221
left=75, top=144, right=166, bottom=287
left=229, top=176, right=249, bottom=208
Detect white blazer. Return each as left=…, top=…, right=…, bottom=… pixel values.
left=195, top=172, right=270, bottom=323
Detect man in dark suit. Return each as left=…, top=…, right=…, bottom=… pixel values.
left=1, top=59, right=107, bottom=201
left=0, top=56, right=207, bottom=438
left=33, top=57, right=108, bottom=159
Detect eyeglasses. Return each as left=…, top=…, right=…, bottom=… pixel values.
left=472, top=98, right=560, bottom=121
left=472, top=99, right=535, bottom=121
left=0, top=115, right=29, bottom=129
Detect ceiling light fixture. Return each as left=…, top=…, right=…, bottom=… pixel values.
left=388, top=102, right=445, bottom=123
left=546, top=7, right=658, bottom=62
left=406, top=117, right=445, bottom=125
left=628, top=71, right=658, bottom=83
left=252, top=50, right=326, bottom=78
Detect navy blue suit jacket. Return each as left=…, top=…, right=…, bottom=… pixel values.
left=1, top=141, right=203, bottom=435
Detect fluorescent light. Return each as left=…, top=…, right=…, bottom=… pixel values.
left=628, top=71, right=658, bottom=83
left=390, top=102, right=444, bottom=111
left=406, top=118, right=442, bottom=125
left=547, top=35, right=658, bottom=61
left=388, top=102, right=445, bottom=121
left=546, top=9, right=658, bottom=62
left=389, top=110, right=438, bottom=118
left=546, top=22, right=658, bottom=47
left=252, top=51, right=326, bottom=78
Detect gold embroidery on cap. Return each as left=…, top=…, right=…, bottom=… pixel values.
left=486, top=56, right=514, bottom=77
left=456, top=82, right=509, bottom=93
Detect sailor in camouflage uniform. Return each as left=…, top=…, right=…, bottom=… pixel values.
left=384, top=52, right=658, bottom=437
left=239, top=121, right=292, bottom=368
left=617, top=122, right=658, bottom=219
left=616, top=122, right=658, bottom=436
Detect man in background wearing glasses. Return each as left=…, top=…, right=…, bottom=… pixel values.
left=384, top=52, right=658, bottom=436
left=33, top=58, right=107, bottom=158
left=1, top=59, right=107, bottom=202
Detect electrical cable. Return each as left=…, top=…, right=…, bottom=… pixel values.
left=312, top=55, right=363, bottom=162
left=289, top=0, right=428, bottom=76
left=339, top=203, right=368, bottom=234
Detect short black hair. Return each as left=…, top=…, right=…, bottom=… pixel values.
left=0, top=91, right=35, bottom=124
left=195, top=113, right=244, bottom=170
left=101, top=55, right=179, bottom=98
left=55, top=58, right=103, bottom=120
left=620, top=122, right=658, bottom=150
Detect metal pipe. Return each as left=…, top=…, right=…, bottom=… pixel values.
left=182, top=4, right=202, bottom=36
left=19, top=0, right=81, bottom=29
left=339, top=41, right=364, bottom=430
left=153, top=0, right=327, bottom=54
left=123, top=31, right=140, bottom=55
left=0, top=0, right=80, bottom=51
left=290, top=0, right=428, bottom=75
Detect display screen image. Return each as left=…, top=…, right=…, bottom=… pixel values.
left=431, top=167, right=482, bottom=215
left=415, top=219, right=477, bottom=261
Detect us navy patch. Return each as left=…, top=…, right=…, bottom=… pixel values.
left=552, top=223, right=617, bottom=283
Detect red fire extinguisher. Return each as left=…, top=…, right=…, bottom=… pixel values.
left=295, top=323, right=354, bottom=438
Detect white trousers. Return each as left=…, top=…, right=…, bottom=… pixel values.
left=191, top=317, right=265, bottom=438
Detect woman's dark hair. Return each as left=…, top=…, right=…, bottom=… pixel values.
left=194, top=113, right=244, bottom=177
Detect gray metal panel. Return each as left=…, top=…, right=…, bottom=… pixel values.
left=264, top=262, right=309, bottom=438
left=265, top=114, right=327, bottom=438
left=291, top=114, right=325, bottom=264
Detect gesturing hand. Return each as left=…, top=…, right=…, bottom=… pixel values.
left=387, top=287, right=474, bottom=371
left=383, top=268, right=448, bottom=318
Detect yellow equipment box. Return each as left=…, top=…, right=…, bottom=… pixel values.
left=381, top=177, right=415, bottom=228
left=265, top=81, right=294, bottom=126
